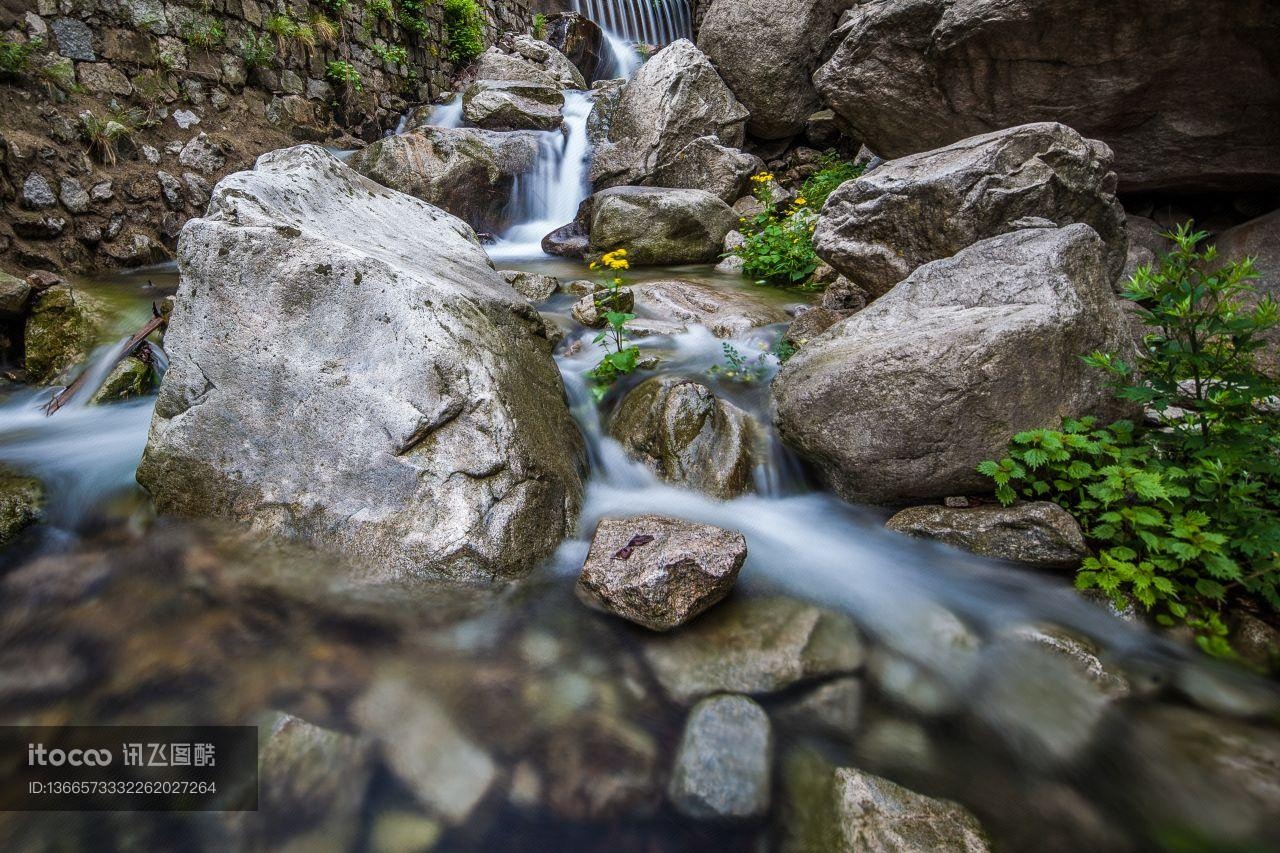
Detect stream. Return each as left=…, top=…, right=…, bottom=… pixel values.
left=2, top=7, right=1279, bottom=852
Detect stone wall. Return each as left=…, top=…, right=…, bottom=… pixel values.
left=0, top=0, right=534, bottom=275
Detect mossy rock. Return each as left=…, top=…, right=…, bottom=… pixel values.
left=89, top=356, right=154, bottom=405
left=24, top=284, right=107, bottom=385
left=0, top=467, right=44, bottom=546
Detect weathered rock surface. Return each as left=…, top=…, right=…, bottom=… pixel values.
left=591, top=39, right=748, bottom=190
left=642, top=596, right=865, bottom=704
left=462, top=80, right=565, bottom=131
left=775, top=226, right=1135, bottom=505
left=1121, top=214, right=1172, bottom=284
left=576, top=514, right=747, bottom=631
left=1214, top=209, right=1280, bottom=372
left=668, top=695, right=773, bottom=820
left=886, top=502, right=1089, bottom=569
left=0, top=270, right=33, bottom=317
left=0, top=467, right=44, bottom=546
left=698, top=0, right=857, bottom=140
left=648, top=136, right=762, bottom=204
left=259, top=714, right=376, bottom=831
left=637, top=279, right=789, bottom=338
left=831, top=768, right=991, bottom=852
left=609, top=376, right=758, bottom=499
left=24, top=283, right=106, bottom=384
left=350, top=127, right=541, bottom=233
left=813, top=123, right=1127, bottom=297
left=498, top=270, right=560, bottom=303
left=543, top=12, right=606, bottom=83
left=588, top=187, right=739, bottom=266
left=137, top=146, right=584, bottom=584
left=471, top=47, right=562, bottom=89
left=508, top=34, right=588, bottom=90
left=812, top=0, right=1280, bottom=191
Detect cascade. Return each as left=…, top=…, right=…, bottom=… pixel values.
left=571, top=0, right=693, bottom=47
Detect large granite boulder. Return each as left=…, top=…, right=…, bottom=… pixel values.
left=588, top=187, right=739, bottom=266
left=609, top=376, right=758, bottom=499
left=137, top=146, right=584, bottom=584
left=576, top=514, right=747, bottom=631
left=348, top=127, right=541, bottom=234
left=774, top=225, right=1135, bottom=505
left=649, top=136, right=762, bottom=204
left=814, top=123, right=1127, bottom=298
left=508, top=33, right=588, bottom=89
left=698, top=0, right=857, bottom=139
left=462, top=80, right=565, bottom=131
left=471, top=47, right=563, bottom=88
left=590, top=39, right=749, bottom=190
left=886, top=502, right=1090, bottom=570
left=812, top=0, right=1280, bottom=192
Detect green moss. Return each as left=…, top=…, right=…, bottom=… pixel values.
left=0, top=467, right=44, bottom=546
left=24, top=285, right=107, bottom=385
left=89, top=356, right=154, bottom=405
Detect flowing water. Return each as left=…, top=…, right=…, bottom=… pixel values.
left=2, top=8, right=1279, bottom=852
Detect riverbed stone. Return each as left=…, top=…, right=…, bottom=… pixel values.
left=813, top=123, right=1128, bottom=297
left=576, top=514, right=747, bottom=631
left=609, top=376, right=757, bottom=499
left=867, top=605, right=981, bottom=715
left=570, top=287, right=634, bottom=328
left=588, top=186, right=739, bottom=266
left=669, top=695, right=773, bottom=820
left=775, top=226, right=1135, bottom=505
left=774, top=676, right=863, bottom=739
left=260, top=714, right=376, bottom=830
left=136, top=146, right=584, bottom=585
left=0, top=467, right=44, bottom=546
left=637, top=279, right=788, bottom=338
left=350, top=127, right=542, bottom=233
left=499, top=270, right=559, bottom=303
left=591, top=39, right=748, bottom=190
left=886, top=502, right=1090, bottom=570
left=535, top=711, right=661, bottom=820
left=58, top=177, right=91, bottom=214
left=89, top=356, right=153, bottom=404
left=642, top=596, right=865, bottom=704
left=24, top=283, right=106, bottom=384
left=462, top=80, right=565, bottom=132
left=831, top=768, right=991, bottom=852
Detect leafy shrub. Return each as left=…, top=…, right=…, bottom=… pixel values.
left=238, top=33, right=276, bottom=68
left=731, top=173, right=820, bottom=287
left=799, top=152, right=864, bottom=211
left=444, top=0, right=485, bottom=65
left=399, top=0, right=430, bottom=37
left=323, top=0, right=352, bottom=15
left=979, top=224, right=1280, bottom=656
left=0, top=37, right=40, bottom=80
left=533, top=12, right=548, bottom=41
left=180, top=16, right=226, bottom=49
left=372, top=43, right=409, bottom=66
left=325, top=59, right=364, bottom=91
left=367, top=0, right=395, bottom=21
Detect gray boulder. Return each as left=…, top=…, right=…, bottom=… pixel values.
left=886, top=502, right=1090, bottom=570
left=775, top=225, right=1135, bottom=505
left=509, top=34, right=588, bottom=89
left=471, top=47, right=561, bottom=88
left=649, top=136, right=763, bottom=203
left=591, top=39, right=749, bottom=190
left=137, top=146, right=584, bottom=585
left=813, top=123, right=1127, bottom=297
left=499, top=270, right=560, bottom=303
left=588, top=187, right=739, bottom=265
left=543, top=12, right=606, bottom=83
left=350, top=124, right=545, bottom=230
left=576, top=514, right=747, bottom=631
left=609, top=376, right=758, bottom=499
left=462, top=80, right=565, bottom=131
left=668, top=695, right=773, bottom=820
left=831, top=768, right=991, bottom=852
left=812, top=0, right=1280, bottom=192
left=637, top=279, right=789, bottom=338
left=698, top=0, right=857, bottom=139
left=642, top=596, right=865, bottom=705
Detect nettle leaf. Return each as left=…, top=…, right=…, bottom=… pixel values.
left=1022, top=448, right=1049, bottom=469
left=1066, top=461, right=1094, bottom=479
left=976, top=460, right=1003, bottom=477
left=995, top=484, right=1016, bottom=506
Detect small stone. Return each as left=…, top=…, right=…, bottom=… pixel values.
left=571, top=288, right=633, bottom=328
left=22, top=173, right=56, bottom=209
left=156, top=170, right=184, bottom=209
left=140, top=145, right=161, bottom=165
left=89, top=181, right=114, bottom=202
left=367, top=810, right=442, bottom=853
left=831, top=768, right=991, bottom=852
left=0, top=466, right=44, bottom=546
left=668, top=695, right=772, bottom=820
left=51, top=17, right=94, bottom=61
left=0, top=641, right=86, bottom=702
left=25, top=12, right=47, bottom=38
left=173, top=109, right=201, bottom=130
left=260, top=714, right=376, bottom=824
left=58, top=177, right=90, bottom=213
left=576, top=514, right=746, bottom=632
left=76, top=63, right=132, bottom=95
left=89, top=356, right=153, bottom=404
left=178, top=132, right=224, bottom=173
left=183, top=172, right=211, bottom=208
left=499, top=269, right=559, bottom=302
left=0, top=272, right=33, bottom=317
left=280, top=69, right=305, bottom=95
left=944, top=496, right=970, bottom=508
left=774, top=676, right=863, bottom=739
left=13, top=215, right=66, bottom=239
left=1231, top=614, right=1280, bottom=675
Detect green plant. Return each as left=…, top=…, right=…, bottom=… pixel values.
left=587, top=250, right=641, bottom=398
left=367, top=0, right=395, bottom=21
left=533, top=12, right=548, bottom=40
left=979, top=225, right=1280, bottom=656
left=238, top=33, right=276, bottom=68
left=311, top=13, right=339, bottom=44
left=323, top=0, right=352, bottom=15
left=798, top=152, right=865, bottom=211
left=180, top=16, right=226, bottom=48
left=0, top=37, right=40, bottom=80
left=771, top=337, right=797, bottom=364
left=265, top=14, right=299, bottom=53
left=707, top=343, right=770, bottom=384
left=443, top=0, right=485, bottom=65
left=79, top=107, right=147, bottom=166
left=326, top=59, right=364, bottom=91
left=372, top=42, right=409, bottom=66
left=731, top=172, right=821, bottom=287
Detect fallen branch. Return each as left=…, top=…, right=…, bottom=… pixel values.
left=43, top=304, right=167, bottom=416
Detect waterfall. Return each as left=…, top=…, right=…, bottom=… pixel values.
left=571, top=0, right=694, bottom=49
left=487, top=91, right=595, bottom=261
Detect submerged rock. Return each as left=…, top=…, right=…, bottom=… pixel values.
left=0, top=467, right=44, bottom=546
left=576, top=514, right=747, bottom=631
left=813, top=123, right=1127, bottom=297
left=886, top=502, right=1090, bottom=570
left=774, top=676, right=864, bottom=739
left=636, top=279, right=788, bottom=338
left=668, top=695, right=773, bottom=820
left=591, top=39, right=748, bottom=190
left=349, top=127, right=541, bottom=234
left=259, top=713, right=375, bottom=842
left=24, top=283, right=106, bottom=384
left=89, top=355, right=154, bottom=405
left=137, top=146, right=584, bottom=585
left=535, top=711, right=661, bottom=821
left=775, top=226, right=1135, bottom=505
left=462, top=80, right=565, bottom=132
left=831, top=767, right=991, bottom=852
left=812, top=0, right=1280, bottom=191
left=642, top=596, right=865, bottom=704
left=609, top=376, right=758, bottom=499
left=588, top=186, right=739, bottom=266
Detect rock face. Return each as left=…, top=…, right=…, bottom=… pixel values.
left=588, top=187, right=739, bottom=266
left=591, top=39, right=749, bottom=190
left=775, top=226, right=1135, bottom=505
left=642, top=596, right=865, bottom=704
left=812, top=0, right=1280, bottom=192
left=814, top=123, right=1127, bottom=297
left=349, top=127, right=542, bottom=234
left=698, top=0, right=857, bottom=139
left=462, top=80, right=565, bottom=131
left=576, top=514, right=747, bottom=631
left=832, top=768, right=991, bottom=852
left=886, top=502, right=1090, bottom=569
left=137, top=146, right=584, bottom=585
left=648, top=136, right=762, bottom=204
left=609, top=376, right=758, bottom=499
left=544, top=12, right=606, bottom=83
left=24, top=284, right=106, bottom=384
left=668, top=695, right=773, bottom=820
left=637, top=279, right=790, bottom=338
